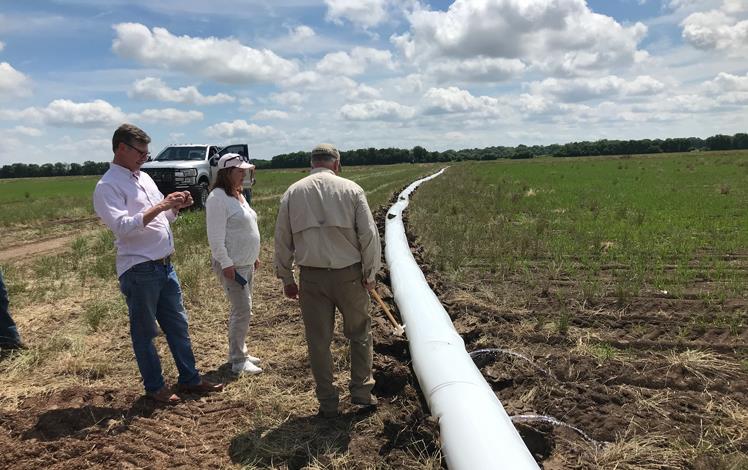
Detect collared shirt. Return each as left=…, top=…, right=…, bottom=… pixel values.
left=93, top=163, right=176, bottom=277
left=205, top=188, right=260, bottom=269
left=274, top=167, right=381, bottom=285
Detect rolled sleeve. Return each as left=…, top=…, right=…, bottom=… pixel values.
left=93, top=183, right=146, bottom=237
left=273, top=193, right=296, bottom=285
left=206, top=194, right=233, bottom=269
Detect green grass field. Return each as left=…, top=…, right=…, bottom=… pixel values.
left=409, top=151, right=748, bottom=302
left=0, top=176, right=99, bottom=225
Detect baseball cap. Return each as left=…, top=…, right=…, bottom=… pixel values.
left=311, top=143, right=340, bottom=160
left=217, top=153, right=254, bottom=170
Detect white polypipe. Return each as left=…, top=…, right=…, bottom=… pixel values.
left=385, top=169, right=538, bottom=470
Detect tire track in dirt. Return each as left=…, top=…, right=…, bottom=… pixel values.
left=0, top=217, right=101, bottom=262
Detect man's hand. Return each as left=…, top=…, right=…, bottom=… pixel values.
left=162, top=192, right=186, bottom=210
left=222, top=265, right=236, bottom=280
left=283, top=282, right=299, bottom=300
left=177, top=191, right=193, bottom=209
left=254, top=259, right=261, bottom=271
left=362, top=279, right=376, bottom=291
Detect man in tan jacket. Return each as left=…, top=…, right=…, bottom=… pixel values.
left=274, top=143, right=381, bottom=418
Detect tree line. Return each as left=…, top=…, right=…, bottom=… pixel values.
left=2, top=133, right=746, bottom=178
left=0, top=160, right=110, bottom=179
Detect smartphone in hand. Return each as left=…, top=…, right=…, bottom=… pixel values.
left=234, top=271, right=248, bottom=287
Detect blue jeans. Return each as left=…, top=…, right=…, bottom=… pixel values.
left=119, top=261, right=201, bottom=392
left=0, top=270, right=22, bottom=346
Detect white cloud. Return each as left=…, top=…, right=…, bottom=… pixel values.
left=290, top=25, right=315, bottom=42
left=325, top=0, right=389, bottom=28
left=281, top=71, right=360, bottom=93
left=339, top=99, right=415, bottom=121
left=394, top=0, right=648, bottom=76
left=12, top=125, right=42, bottom=137
left=528, top=75, right=665, bottom=102
left=703, top=71, right=748, bottom=104
left=518, top=93, right=557, bottom=114
left=704, top=71, right=748, bottom=92
left=271, top=91, right=307, bottom=106
left=0, top=62, right=31, bottom=98
left=316, top=47, right=394, bottom=76
left=681, top=1, right=748, bottom=55
left=238, top=97, right=254, bottom=111
left=0, top=99, right=203, bottom=128
left=205, top=119, right=280, bottom=140
left=253, top=109, right=290, bottom=120
left=112, top=23, right=298, bottom=84
left=429, top=57, right=526, bottom=82
left=348, top=83, right=381, bottom=101
left=421, top=87, right=499, bottom=115
left=12, top=99, right=126, bottom=127
left=715, top=91, right=748, bottom=104
left=137, top=108, right=203, bottom=124
left=129, top=77, right=235, bottom=105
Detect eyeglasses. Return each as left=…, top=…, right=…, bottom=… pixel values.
left=123, top=141, right=151, bottom=159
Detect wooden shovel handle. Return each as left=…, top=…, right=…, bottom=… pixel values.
left=371, top=290, right=402, bottom=330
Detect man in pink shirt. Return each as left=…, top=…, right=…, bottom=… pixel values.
left=93, top=123, right=222, bottom=404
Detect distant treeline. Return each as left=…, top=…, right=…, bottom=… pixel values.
left=0, top=160, right=110, bottom=179
left=2, top=133, right=746, bottom=178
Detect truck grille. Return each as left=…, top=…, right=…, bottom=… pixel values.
left=143, top=169, right=173, bottom=183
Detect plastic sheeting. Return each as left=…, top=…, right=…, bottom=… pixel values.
left=384, top=169, right=538, bottom=470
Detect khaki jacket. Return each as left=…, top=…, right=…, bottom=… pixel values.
left=274, top=168, right=381, bottom=285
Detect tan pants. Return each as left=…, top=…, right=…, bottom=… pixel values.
left=299, top=263, right=374, bottom=412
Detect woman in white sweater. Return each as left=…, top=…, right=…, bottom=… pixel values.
left=206, top=153, right=262, bottom=375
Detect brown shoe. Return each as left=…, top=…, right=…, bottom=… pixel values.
left=146, top=386, right=181, bottom=404
left=316, top=408, right=339, bottom=419
left=176, top=379, right=224, bottom=394
left=351, top=395, right=378, bottom=407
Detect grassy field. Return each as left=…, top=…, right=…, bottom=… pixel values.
left=411, top=151, right=748, bottom=303
left=408, top=151, right=747, bottom=468
left=2, top=153, right=746, bottom=468
left=0, top=162, right=444, bottom=469
left=0, top=176, right=99, bottom=225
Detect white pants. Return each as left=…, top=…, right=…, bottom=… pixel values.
left=212, top=259, right=254, bottom=365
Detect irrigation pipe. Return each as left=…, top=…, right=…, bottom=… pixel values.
left=384, top=168, right=538, bottom=470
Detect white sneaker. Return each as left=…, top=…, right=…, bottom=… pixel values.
left=246, top=354, right=261, bottom=365
left=232, top=360, right=263, bottom=375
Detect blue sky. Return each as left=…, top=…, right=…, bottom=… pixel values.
left=0, top=0, right=746, bottom=165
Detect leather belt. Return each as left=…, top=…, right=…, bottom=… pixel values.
left=152, top=255, right=172, bottom=265
left=300, top=262, right=360, bottom=272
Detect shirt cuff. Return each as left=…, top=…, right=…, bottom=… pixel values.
left=134, top=212, right=145, bottom=229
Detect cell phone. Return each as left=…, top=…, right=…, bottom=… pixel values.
left=234, top=271, right=247, bottom=287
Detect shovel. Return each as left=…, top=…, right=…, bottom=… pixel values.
left=371, top=290, right=405, bottom=336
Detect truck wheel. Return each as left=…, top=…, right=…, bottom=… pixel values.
left=195, top=181, right=209, bottom=209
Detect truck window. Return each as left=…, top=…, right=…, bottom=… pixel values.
left=222, top=145, right=249, bottom=162
left=154, top=146, right=208, bottom=161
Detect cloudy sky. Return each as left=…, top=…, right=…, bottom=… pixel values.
left=0, top=0, right=746, bottom=165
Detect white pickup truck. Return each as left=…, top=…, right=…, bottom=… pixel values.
left=141, top=144, right=255, bottom=209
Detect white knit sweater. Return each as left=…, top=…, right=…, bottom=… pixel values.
left=206, top=188, right=260, bottom=269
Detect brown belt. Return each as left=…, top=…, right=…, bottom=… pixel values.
left=300, top=262, right=360, bottom=272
